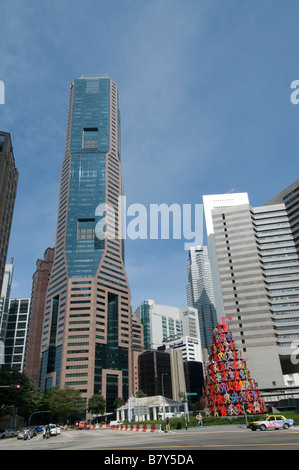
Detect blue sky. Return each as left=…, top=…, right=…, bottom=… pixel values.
left=1, top=0, right=299, bottom=311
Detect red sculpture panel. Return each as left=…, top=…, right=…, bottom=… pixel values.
left=202, top=322, right=267, bottom=417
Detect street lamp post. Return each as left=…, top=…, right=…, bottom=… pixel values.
left=161, top=373, right=168, bottom=421
left=28, top=411, right=51, bottom=427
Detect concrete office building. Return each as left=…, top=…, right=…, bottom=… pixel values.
left=186, top=246, right=218, bottom=351
left=138, top=348, right=186, bottom=401
left=138, top=350, right=172, bottom=398
left=266, top=179, right=299, bottom=256
left=165, top=336, right=202, bottom=362
left=135, top=300, right=201, bottom=355
left=39, top=76, right=143, bottom=413
left=0, top=132, right=18, bottom=295
left=0, top=260, right=14, bottom=365
left=24, top=247, right=54, bottom=384
left=3, top=298, right=31, bottom=371
left=207, top=191, right=299, bottom=388
left=203, top=193, right=249, bottom=321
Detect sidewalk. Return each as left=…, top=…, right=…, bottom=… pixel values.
left=171, top=424, right=299, bottom=433
left=170, top=424, right=248, bottom=433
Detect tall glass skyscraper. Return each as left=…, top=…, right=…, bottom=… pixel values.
left=40, top=76, right=141, bottom=413
left=186, top=246, right=217, bottom=351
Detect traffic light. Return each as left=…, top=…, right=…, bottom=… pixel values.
left=9, top=384, right=21, bottom=389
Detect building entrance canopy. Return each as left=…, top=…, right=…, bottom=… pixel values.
left=116, top=395, right=184, bottom=422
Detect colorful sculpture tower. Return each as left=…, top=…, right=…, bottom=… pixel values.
left=202, top=318, right=267, bottom=417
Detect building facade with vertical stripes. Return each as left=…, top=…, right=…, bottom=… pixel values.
left=209, top=193, right=299, bottom=389
left=40, top=76, right=143, bottom=413
left=0, top=132, right=18, bottom=295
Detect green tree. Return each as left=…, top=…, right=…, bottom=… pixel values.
left=44, top=387, right=84, bottom=423
left=113, top=396, right=125, bottom=411
left=0, top=367, right=43, bottom=420
left=87, top=394, right=106, bottom=416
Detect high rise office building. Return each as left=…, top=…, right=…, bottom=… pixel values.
left=40, top=76, right=142, bottom=413
left=135, top=300, right=201, bottom=353
left=203, top=193, right=249, bottom=320
left=0, top=132, right=18, bottom=295
left=24, top=247, right=54, bottom=384
left=0, top=260, right=14, bottom=365
left=186, top=246, right=217, bottom=351
left=266, top=179, right=299, bottom=256
left=3, top=298, right=31, bottom=371
left=207, top=191, right=299, bottom=388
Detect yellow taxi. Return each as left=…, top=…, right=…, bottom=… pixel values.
left=247, top=414, right=294, bottom=431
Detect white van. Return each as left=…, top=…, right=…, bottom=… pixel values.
left=110, top=420, right=123, bottom=426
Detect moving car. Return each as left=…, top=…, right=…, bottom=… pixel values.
left=247, top=414, right=294, bottom=431
left=75, top=421, right=91, bottom=429
left=49, top=424, right=58, bottom=436
left=110, top=420, right=123, bottom=426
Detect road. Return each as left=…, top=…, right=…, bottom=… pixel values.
left=0, top=425, right=298, bottom=455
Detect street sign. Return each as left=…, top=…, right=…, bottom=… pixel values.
left=133, top=406, right=149, bottom=415
left=186, top=393, right=198, bottom=396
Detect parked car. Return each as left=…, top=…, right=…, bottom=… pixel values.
left=247, top=414, right=294, bottom=431
left=17, top=428, right=34, bottom=439
left=0, top=428, right=18, bottom=438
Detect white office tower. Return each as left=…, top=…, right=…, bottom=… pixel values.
left=203, top=193, right=250, bottom=321
left=135, top=300, right=202, bottom=361
left=206, top=193, right=299, bottom=389
left=165, top=336, right=202, bottom=362
left=186, top=246, right=217, bottom=351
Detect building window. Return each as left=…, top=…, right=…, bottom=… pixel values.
left=0, top=135, right=4, bottom=152
left=77, top=218, right=95, bottom=240
left=82, top=128, right=98, bottom=149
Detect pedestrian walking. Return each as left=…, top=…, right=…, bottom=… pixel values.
left=165, top=416, right=170, bottom=432
left=196, top=413, right=203, bottom=426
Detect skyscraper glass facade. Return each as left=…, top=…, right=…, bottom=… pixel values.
left=186, top=246, right=217, bottom=350
left=40, top=76, right=140, bottom=414
left=66, top=78, right=111, bottom=278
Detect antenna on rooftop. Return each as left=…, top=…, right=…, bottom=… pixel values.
left=226, top=188, right=237, bottom=194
